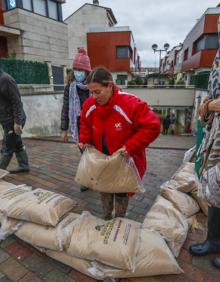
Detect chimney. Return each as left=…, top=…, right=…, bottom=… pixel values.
left=93, top=0, right=99, bottom=5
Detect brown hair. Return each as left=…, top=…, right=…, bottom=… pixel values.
left=86, top=67, right=113, bottom=87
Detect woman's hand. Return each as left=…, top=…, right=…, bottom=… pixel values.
left=78, top=143, right=86, bottom=151
left=61, top=131, right=68, bottom=142
left=208, top=97, right=220, bottom=112
left=118, top=146, right=129, bottom=157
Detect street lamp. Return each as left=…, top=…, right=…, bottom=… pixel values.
left=152, top=43, right=170, bottom=84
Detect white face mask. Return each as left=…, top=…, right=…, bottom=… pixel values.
left=74, top=70, right=86, bottom=82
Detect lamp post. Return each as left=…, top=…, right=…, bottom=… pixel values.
left=152, top=43, right=170, bottom=85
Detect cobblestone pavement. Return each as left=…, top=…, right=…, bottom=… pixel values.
left=0, top=136, right=218, bottom=281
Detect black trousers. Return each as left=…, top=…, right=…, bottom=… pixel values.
left=1, top=120, right=25, bottom=156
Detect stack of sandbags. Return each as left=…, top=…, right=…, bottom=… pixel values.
left=143, top=195, right=190, bottom=257
left=161, top=162, right=208, bottom=216
left=75, top=146, right=144, bottom=193
left=46, top=228, right=182, bottom=279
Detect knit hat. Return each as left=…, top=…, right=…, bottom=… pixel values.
left=72, top=48, right=91, bottom=72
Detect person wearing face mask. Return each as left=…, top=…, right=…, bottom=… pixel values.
left=61, top=48, right=91, bottom=192
left=79, top=67, right=160, bottom=219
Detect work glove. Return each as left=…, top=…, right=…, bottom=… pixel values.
left=14, top=123, right=23, bottom=135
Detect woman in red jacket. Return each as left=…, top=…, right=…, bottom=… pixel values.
left=79, top=67, right=160, bottom=220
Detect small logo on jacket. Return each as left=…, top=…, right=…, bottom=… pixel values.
left=115, top=122, right=122, bottom=130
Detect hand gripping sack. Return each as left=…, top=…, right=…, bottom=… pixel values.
left=2, top=188, right=77, bottom=226
left=143, top=195, right=189, bottom=257
left=16, top=213, right=80, bottom=251
left=161, top=187, right=200, bottom=217
left=75, top=147, right=144, bottom=193
left=67, top=211, right=141, bottom=271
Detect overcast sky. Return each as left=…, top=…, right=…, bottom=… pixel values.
left=62, top=0, right=220, bottom=67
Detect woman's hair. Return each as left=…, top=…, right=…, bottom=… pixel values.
left=65, top=70, right=74, bottom=84
left=86, top=67, right=113, bottom=87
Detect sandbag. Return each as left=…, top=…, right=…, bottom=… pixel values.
left=2, top=188, right=77, bottom=226
left=16, top=213, right=80, bottom=251
left=90, top=229, right=183, bottom=278
left=176, top=162, right=195, bottom=175
left=0, top=185, right=31, bottom=210
left=0, top=170, right=9, bottom=179
left=161, top=187, right=200, bottom=217
left=0, top=180, right=17, bottom=192
left=171, top=171, right=198, bottom=193
left=190, top=187, right=208, bottom=216
left=47, top=228, right=182, bottom=279
left=67, top=211, right=140, bottom=271
left=75, top=146, right=144, bottom=193
left=160, top=178, right=196, bottom=193
left=0, top=213, right=23, bottom=240
left=143, top=195, right=189, bottom=257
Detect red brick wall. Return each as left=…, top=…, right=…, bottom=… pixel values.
left=87, top=31, right=131, bottom=72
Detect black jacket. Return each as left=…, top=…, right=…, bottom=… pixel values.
left=0, top=70, right=26, bottom=125
left=61, top=82, right=90, bottom=131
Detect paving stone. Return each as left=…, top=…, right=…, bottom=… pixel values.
left=0, top=258, right=28, bottom=281
left=43, top=269, right=74, bottom=282
left=19, top=272, right=43, bottom=282
left=0, top=250, right=9, bottom=264
left=192, top=254, right=220, bottom=278
left=69, top=269, right=97, bottom=282
left=23, top=254, right=53, bottom=278
left=5, top=241, right=32, bottom=261
left=0, top=238, right=15, bottom=249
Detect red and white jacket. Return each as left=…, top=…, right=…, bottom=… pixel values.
left=79, top=87, right=160, bottom=178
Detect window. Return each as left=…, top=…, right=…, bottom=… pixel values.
left=116, top=75, right=127, bottom=85
left=184, top=48, right=188, bottom=61
left=194, top=34, right=218, bottom=53
left=22, top=0, right=32, bottom=11
left=33, top=0, right=46, bottom=16
left=48, top=0, right=58, bottom=20
left=116, top=46, right=130, bottom=59
left=6, top=0, right=16, bottom=9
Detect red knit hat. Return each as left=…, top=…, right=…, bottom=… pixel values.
left=72, top=47, right=91, bottom=72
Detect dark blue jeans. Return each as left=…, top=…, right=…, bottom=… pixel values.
left=1, top=120, right=25, bottom=156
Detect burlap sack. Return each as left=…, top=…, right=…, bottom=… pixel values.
left=0, top=180, right=17, bottom=192
left=67, top=211, right=140, bottom=271
left=0, top=170, right=9, bottom=179
left=16, top=213, right=80, bottom=251
left=175, top=162, right=195, bottom=175
left=171, top=171, right=198, bottom=193
left=75, top=146, right=143, bottom=193
left=0, top=213, right=22, bottom=240
left=160, top=178, right=196, bottom=193
left=161, top=187, right=200, bottom=217
left=143, top=195, right=189, bottom=257
left=47, top=228, right=182, bottom=279
left=190, top=188, right=208, bottom=216
left=2, top=188, right=77, bottom=226
left=0, top=185, right=31, bottom=210
left=90, top=229, right=183, bottom=278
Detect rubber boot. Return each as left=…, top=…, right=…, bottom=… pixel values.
left=100, top=193, right=114, bottom=220
left=189, top=206, right=220, bottom=256
left=114, top=194, right=129, bottom=218
left=0, top=153, right=12, bottom=170
left=9, top=149, right=30, bottom=173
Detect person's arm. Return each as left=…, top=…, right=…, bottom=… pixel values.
left=208, top=97, right=220, bottom=112
left=61, top=84, right=70, bottom=142
left=124, top=101, right=161, bottom=155
left=79, top=102, right=93, bottom=147
left=2, top=77, right=24, bottom=126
